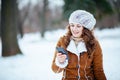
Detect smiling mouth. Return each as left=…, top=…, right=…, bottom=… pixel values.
left=73, top=32, right=79, bottom=34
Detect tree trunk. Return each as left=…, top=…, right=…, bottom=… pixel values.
left=41, top=0, right=48, bottom=37
left=1, top=0, right=22, bottom=57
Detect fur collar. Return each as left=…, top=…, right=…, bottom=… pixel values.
left=67, top=39, right=87, bottom=55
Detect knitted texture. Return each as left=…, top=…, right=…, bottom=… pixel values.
left=69, top=10, right=96, bottom=30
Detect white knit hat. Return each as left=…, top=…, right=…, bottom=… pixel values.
left=69, top=10, right=96, bottom=30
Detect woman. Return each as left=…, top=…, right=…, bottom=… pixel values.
left=51, top=10, right=106, bottom=80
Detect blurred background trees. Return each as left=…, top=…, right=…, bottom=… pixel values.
left=0, top=0, right=120, bottom=57
left=63, top=0, right=119, bottom=29
left=16, top=0, right=120, bottom=34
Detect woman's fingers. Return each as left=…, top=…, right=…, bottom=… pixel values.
left=57, top=53, right=67, bottom=63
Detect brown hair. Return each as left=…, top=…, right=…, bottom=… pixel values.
left=65, top=25, right=96, bottom=55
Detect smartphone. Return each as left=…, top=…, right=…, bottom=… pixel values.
left=56, top=47, right=68, bottom=55
left=56, top=47, right=69, bottom=59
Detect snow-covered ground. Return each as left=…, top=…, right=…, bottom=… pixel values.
left=0, top=28, right=120, bottom=80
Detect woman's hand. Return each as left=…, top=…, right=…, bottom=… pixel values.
left=56, top=53, right=67, bottom=63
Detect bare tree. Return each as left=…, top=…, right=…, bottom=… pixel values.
left=41, top=0, right=48, bottom=37
left=18, top=2, right=31, bottom=38
left=1, top=0, right=22, bottom=57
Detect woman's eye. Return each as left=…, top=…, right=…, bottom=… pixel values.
left=77, top=25, right=81, bottom=28
left=70, top=25, right=74, bottom=27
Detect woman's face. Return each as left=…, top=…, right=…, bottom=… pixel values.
left=69, top=23, right=83, bottom=38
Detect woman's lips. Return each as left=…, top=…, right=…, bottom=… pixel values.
left=73, top=32, right=79, bottom=34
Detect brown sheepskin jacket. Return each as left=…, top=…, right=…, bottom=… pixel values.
left=51, top=36, right=107, bottom=80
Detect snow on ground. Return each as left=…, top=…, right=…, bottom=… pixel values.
left=0, top=28, right=120, bottom=80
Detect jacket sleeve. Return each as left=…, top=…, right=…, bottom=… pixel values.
left=51, top=37, right=66, bottom=73
left=93, top=40, right=107, bottom=80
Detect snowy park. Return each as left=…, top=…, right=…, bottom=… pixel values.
left=0, top=28, right=120, bottom=80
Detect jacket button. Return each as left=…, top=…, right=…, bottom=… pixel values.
left=76, top=76, right=80, bottom=79
left=76, top=65, right=79, bottom=68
